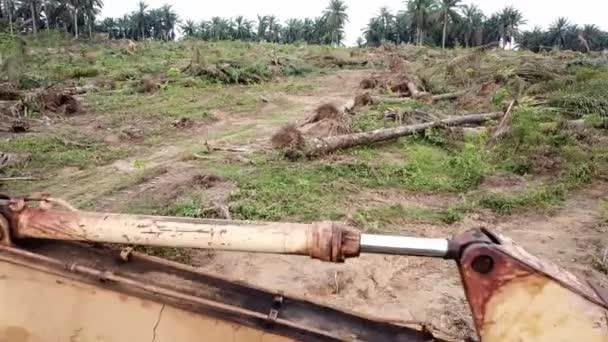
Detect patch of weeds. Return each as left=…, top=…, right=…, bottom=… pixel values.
left=446, top=133, right=491, bottom=191
left=68, top=66, right=100, bottom=79
left=592, top=247, right=608, bottom=275
left=0, top=134, right=125, bottom=171
left=159, top=199, right=206, bottom=218
left=353, top=111, right=385, bottom=132
left=491, top=88, right=511, bottom=110
left=547, top=66, right=608, bottom=118
left=280, top=63, right=315, bottom=77
left=478, top=184, right=566, bottom=215
left=224, top=163, right=344, bottom=222
left=583, top=114, right=608, bottom=129
left=166, top=67, right=181, bottom=78
left=353, top=204, right=459, bottom=232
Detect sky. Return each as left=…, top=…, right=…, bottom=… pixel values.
left=100, top=0, right=608, bottom=46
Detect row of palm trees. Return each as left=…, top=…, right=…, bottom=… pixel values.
left=2, top=0, right=607, bottom=52
left=519, top=19, right=608, bottom=52
left=173, top=0, right=348, bottom=45
left=0, top=0, right=348, bottom=45
left=0, top=0, right=103, bottom=38
left=98, top=2, right=178, bottom=41
left=363, top=2, right=525, bottom=49
left=363, top=1, right=608, bottom=52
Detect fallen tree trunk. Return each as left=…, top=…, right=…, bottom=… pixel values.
left=373, top=90, right=466, bottom=105
left=298, top=112, right=502, bottom=157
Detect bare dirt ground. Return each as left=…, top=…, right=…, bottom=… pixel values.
left=12, top=68, right=608, bottom=339
left=194, top=182, right=608, bottom=338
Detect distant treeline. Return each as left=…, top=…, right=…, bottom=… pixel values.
left=363, top=1, right=608, bottom=52
left=1, top=0, right=607, bottom=51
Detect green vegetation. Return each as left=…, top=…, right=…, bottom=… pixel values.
left=0, top=133, right=127, bottom=172
left=353, top=204, right=461, bottom=232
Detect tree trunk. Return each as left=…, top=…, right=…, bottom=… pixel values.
left=74, top=8, right=78, bottom=38
left=45, top=0, right=50, bottom=30
left=30, top=1, right=37, bottom=36
left=442, top=11, right=447, bottom=49
left=5, top=0, right=13, bottom=35
left=88, top=17, right=92, bottom=37
left=298, top=112, right=503, bottom=157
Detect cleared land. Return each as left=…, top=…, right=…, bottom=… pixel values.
left=2, top=33, right=608, bottom=338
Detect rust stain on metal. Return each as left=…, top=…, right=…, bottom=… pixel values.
left=307, top=222, right=360, bottom=262
left=459, top=244, right=534, bottom=331
left=10, top=207, right=86, bottom=240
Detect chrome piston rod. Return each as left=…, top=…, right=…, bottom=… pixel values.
left=360, top=234, right=449, bottom=258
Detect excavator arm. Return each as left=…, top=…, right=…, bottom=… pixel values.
left=1, top=195, right=607, bottom=341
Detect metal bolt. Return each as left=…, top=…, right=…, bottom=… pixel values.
left=471, top=255, right=494, bottom=274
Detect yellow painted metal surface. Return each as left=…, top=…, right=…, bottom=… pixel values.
left=0, top=261, right=293, bottom=342
left=481, top=273, right=608, bottom=342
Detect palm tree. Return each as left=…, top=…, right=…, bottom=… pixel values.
left=377, top=6, right=394, bottom=41
left=256, top=15, right=267, bottom=41
left=160, top=4, right=178, bottom=40
left=284, top=18, right=304, bottom=43
left=519, top=26, right=546, bottom=52
left=438, top=0, right=461, bottom=49
left=266, top=15, right=280, bottom=42
left=548, top=17, right=570, bottom=49
left=394, top=11, right=410, bottom=44
left=27, top=0, right=40, bottom=35
left=135, top=0, right=148, bottom=40
left=4, top=0, right=13, bottom=34
left=323, top=0, right=348, bottom=45
left=580, top=24, right=602, bottom=52
left=234, top=15, right=252, bottom=40
left=181, top=19, right=196, bottom=38
left=83, top=0, right=103, bottom=37
left=498, top=6, right=525, bottom=49
left=363, top=17, right=383, bottom=47
left=460, top=4, right=484, bottom=47
left=100, top=17, right=115, bottom=37
left=407, top=0, right=436, bottom=46
left=198, top=20, right=211, bottom=40
left=116, top=14, right=129, bottom=38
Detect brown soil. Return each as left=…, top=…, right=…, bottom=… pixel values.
left=195, top=182, right=608, bottom=339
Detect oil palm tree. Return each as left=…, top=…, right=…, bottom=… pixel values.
left=407, top=0, right=436, bottom=46
left=256, top=15, right=267, bottom=41
left=83, top=0, right=103, bottom=37
left=181, top=19, right=196, bottom=38
left=498, top=6, right=525, bottom=49
left=4, top=0, right=13, bottom=34
left=548, top=17, right=570, bottom=49
left=135, top=0, right=148, bottom=40
left=580, top=24, right=602, bottom=51
left=323, top=0, right=348, bottom=45
left=266, top=15, right=280, bottom=42
left=160, top=4, right=178, bottom=40
left=234, top=16, right=252, bottom=40
left=438, top=0, right=461, bottom=49
left=394, top=11, right=410, bottom=44
left=460, top=4, right=484, bottom=47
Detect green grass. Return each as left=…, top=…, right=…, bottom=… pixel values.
left=353, top=204, right=461, bottom=232
left=0, top=133, right=128, bottom=173
left=211, top=136, right=491, bottom=222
